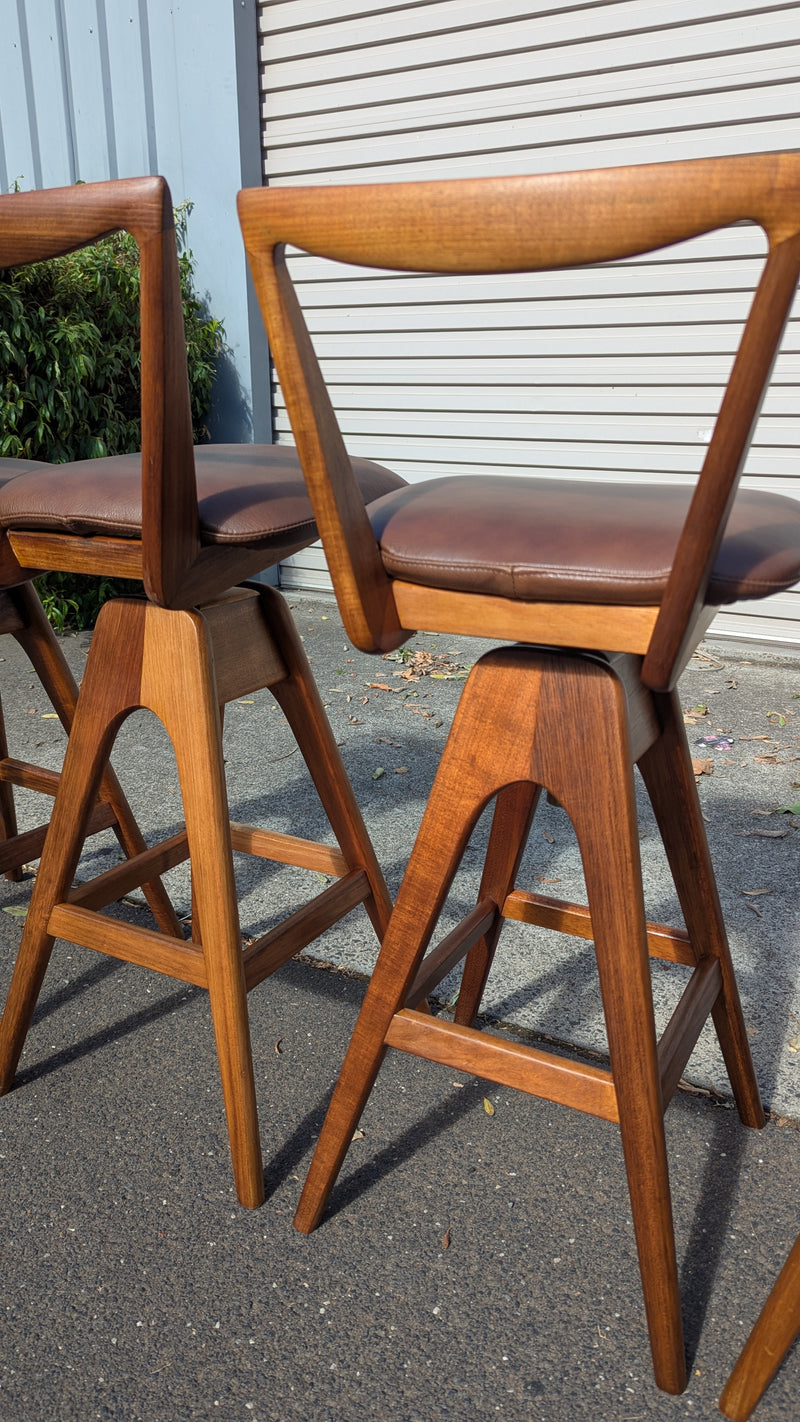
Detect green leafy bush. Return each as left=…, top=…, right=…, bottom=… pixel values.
left=0, top=200, right=224, bottom=627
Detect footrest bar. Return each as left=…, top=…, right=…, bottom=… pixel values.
left=48, top=902, right=207, bottom=986
left=384, top=1009, right=620, bottom=1122
left=503, top=890, right=696, bottom=966
left=243, top=869, right=368, bottom=990
left=405, top=900, right=497, bottom=1009
left=229, top=821, right=349, bottom=877
left=68, top=831, right=191, bottom=912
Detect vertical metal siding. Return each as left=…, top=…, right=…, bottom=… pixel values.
left=1, top=0, right=269, bottom=445
left=258, top=0, right=800, bottom=644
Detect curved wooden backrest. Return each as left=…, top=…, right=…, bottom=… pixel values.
left=0, top=177, right=199, bottom=606
left=239, top=153, right=800, bottom=686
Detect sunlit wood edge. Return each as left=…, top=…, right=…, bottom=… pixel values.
left=391, top=580, right=658, bottom=654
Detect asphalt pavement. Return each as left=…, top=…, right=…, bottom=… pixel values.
left=0, top=591, right=799, bottom=1421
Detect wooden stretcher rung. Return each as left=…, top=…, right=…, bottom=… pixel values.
left=503, top=889, right=696, bottom=966
left=385, top=1008, right=620, bottom=1122
left=243, top=869, right=369, bottom=990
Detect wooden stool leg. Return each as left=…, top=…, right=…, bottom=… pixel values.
left=454, top=781, right=541, bottom=1027
left=0, top=606, right=132, bottom=1093
left=258, top=585, right=392, bottom=938
left=720, top=1231, right=800, bottom=1420
left=637, top=690, right=764, bottom=1129
left=294, top=656, right=529, bottom=1234
left=0, top=689, right=22, bottom=882
left=533, top=663, right=686, bottom=1395
left=8, top=582, right=181, bottom=938
left=141, top=602, right=264, bottom=1208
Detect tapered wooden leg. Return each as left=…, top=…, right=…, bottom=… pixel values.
left=540, top=665, right=685, bottom=1394
left=189, top=703, right=227, bottom=948
left=7, top=583, right=181, bottom=938
left=0, top=690, right=21, bottom=881
left=294, top=655, right=520, bottom=1235
left=455, top=781, right=541, bottom=1027
left=0, top=603, right=137, bottom=1094
left=720, top=1231, right=800, bottom=1420
left=638, top=690, right=764, bottom=1129
left=258, top=585, right=392, bottom=939
left=139, top=602, right=264, bottom=1207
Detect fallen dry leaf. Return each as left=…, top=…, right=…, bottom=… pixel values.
left=754, top=755, right=783, bottom=765
left=442, top=1228, right=451, bottom=1250
left=383, top=648, right=469, bottom=681
left=274, top=1038, right=283, bottom=1055
left=678, top=1078, right=727, bottom=1101
left=741, top=888, right=772, bottom=896
left=483, top=1098, right=496, bottom=1116
left=736, top=828, right=789, bottom=839
left=692, top=758, right=714, bottom=777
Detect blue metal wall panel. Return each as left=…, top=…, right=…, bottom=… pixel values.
left=1, top=0, right=269, bottom=443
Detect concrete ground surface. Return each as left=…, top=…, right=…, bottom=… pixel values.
left=0, top=589, right=799, bottom=1421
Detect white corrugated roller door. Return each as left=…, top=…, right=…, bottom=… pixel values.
left=258, top=0, right=800, bottom=645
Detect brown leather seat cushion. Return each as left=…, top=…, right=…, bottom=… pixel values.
left=368, top=475, right=800, bottom=606
left=0, top=445, right=405, bottom=555
left=0, top=457, right=53, bottom=484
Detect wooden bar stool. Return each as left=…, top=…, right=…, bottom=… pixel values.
left=0, top=178, right=403, bottom=1208
left=720, top=1232, right=800, bottom=1419
left=239, top=153, right=800, bottom=1391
